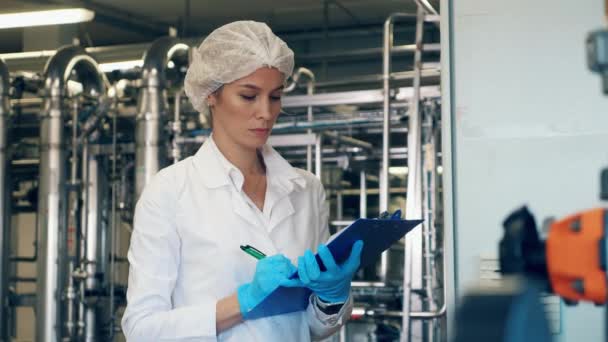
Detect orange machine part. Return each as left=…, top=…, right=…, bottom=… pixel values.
left=546, top=208, right=607, bottom=304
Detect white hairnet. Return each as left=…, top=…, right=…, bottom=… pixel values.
left=184, top=21, right=295, bottom=114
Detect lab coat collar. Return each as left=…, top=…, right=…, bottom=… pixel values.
left=193, top=135, right=307, bottom=192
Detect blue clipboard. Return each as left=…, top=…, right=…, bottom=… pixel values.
left=243, top=213, right=422, bottom=319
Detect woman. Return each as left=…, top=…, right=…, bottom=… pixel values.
left=121, top=21, right=362, bottom=341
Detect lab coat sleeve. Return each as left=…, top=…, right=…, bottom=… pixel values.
left=306, top=180, right=353, bottom=340
left=121, top=171, right=218, bottom=341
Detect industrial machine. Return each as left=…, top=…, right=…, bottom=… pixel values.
left=454, top=12, right=608, bottom=341
left=452, top=205, right=608, bottom=342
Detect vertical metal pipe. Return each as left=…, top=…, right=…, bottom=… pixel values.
left=422, top=126, right=436, bottom=341
left=381, top=11, right=411, bottom=286
left=171, top=90, right=183, bottom=164
left=306, top=81, right=314, bottom=173
left=37, top=84, right=66, bottom=342
left=0, top=58, right=11, bottom=342
left=336, top=190, right=343, bottom=220
left=135, top=37, right=189, bottom=200
left=360, top=171, right=367, bottom=218
left=83, top=148, right=102, bottom=342
left=315, top=134, right=322, bottom=180
left=36, top=45, right=105, bottom=342
left=403, top=6, right=426, bottom=342
left=65, top=99, right=80, bottom=340
left=79, top=141, right=89, bottom=341
left=322, top=0, right=330, bottom=80
left=109, top=109, right=118, bottom=340
left=380, top=15, right=393, bottom=214
left=283, top=67, right=316, bottom=173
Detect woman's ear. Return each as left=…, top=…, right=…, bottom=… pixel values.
left=207, top=94, right=216, bottom=107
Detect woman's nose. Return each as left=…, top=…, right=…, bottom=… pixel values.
left=256, top=98, right=274, bottom=120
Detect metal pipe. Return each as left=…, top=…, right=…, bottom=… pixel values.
left=83, top=148, right=103, bottom=342
left=360, top=171, right=367, bottom=218
left=171, top=89, right=184, bottom=164
left=284, top=67, right=316, bottom=172
left=109, top=107, right=118, bottom=340
left=36, top=45, right=106, bottom=342
left=314, top=68, right=440, bottom=88
left=321, top=131, right=373, bottom=151
left=414, top=0, right=439, bottom=16
left=64, top=98, right=82, bottom=340
left=410, top=303, right=446, bottom=319
left=297, top=43, right=441, bottom=63
left=352, top=305, right=447, bottom=320
left=65, top=99, right=81, bottom=341
left=403, top=6, right=429, bottom=341
left=381, top=13, right=414, bottom=214
left=306, top=78, right=314, bottom=173
left=336, top=190, right=343, bottom=221
left=407, top=104, right=447, bottom=323
left=9, top=277, right=37, bottom=283
left=0, top=58, right=11, bottom=342
left=331, top=220, right=354, bottom=227
left=64, top=262, right=77, bottom=340
left=79, top=140, right=90, bottom=342
left=414, top=0, right=440, bottom=30
left=381, top=11, right=413, bottom=288
left=351, top=281, right=388, bottom=288
left=10, top=97, right=44, bottom=107
left=422, top=120, right=436, bottom=339
left=135, top=37, right=189, bottom=199
left=315, top=134, right=322, bottom=179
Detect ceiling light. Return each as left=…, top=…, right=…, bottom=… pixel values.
left=0, top=8, right=95, bottom=30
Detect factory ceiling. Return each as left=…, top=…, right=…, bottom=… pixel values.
left=0, top=0, right=440, bottom=53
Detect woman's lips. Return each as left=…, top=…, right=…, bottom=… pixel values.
left=250, top=128, right=270, bottom=137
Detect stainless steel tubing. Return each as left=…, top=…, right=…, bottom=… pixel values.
left=322, top=131, right=373, bottom=151
left=404, top=6, right=426, bottom=340
left=108, top=108, right=118, bottom=340
left=284, top=68, right=316, bottom=172
left=315, top=134, right=322, bottom=179
left=414, top=0, right=440, bottom=29
left=65, top=99, right=80, bottom=340
left=82, top=150, right=103, bottom=342
left=0, top=58, right=11, bottom=342
left=314, top=69, right=440, bottom=89
left=171, top=89, right=184, bottom=164
left=369, top=307, right=447, bottom=320
left=135, top=37, right=189, bottom=199
left=381, top=11, right=412, bottom=285
left=36, top=45, right=106, bottom=342
left=420, top=107, right=439, bottom=339
left=381, top=12, right=416, bottom=211
left=360, top=171, right=367, bottom=218
left=408, top=109, right=447, bottom=323
left=403, top=6, right=448, bottom=340
left=414, top=0, right=438, bottom=16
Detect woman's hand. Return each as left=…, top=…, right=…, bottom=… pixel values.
left=297, top=241, right=363, bottom=303
left=237, top=254, right=301, bottom=318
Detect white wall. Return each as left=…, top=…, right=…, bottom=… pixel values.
left=446, top=0, right=608, bottom=340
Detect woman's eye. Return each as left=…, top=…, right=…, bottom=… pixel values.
left=240, top=95, right=256, bottom=101
left=270, top=95, right=282, bottom=101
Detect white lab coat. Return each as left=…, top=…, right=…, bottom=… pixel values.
left=122, top=136, right=352, bottom=341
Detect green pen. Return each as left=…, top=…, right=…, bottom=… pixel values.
left=240, top=245, right=267, bottom=260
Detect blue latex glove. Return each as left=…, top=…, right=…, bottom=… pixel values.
left=237, top=254, right=301, bottom=318
left=297, top=240, right=364, bottom=303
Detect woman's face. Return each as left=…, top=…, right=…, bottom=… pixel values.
left=208, top=67, right=284, bottom=151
